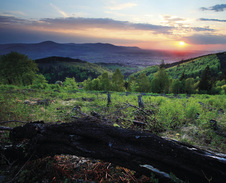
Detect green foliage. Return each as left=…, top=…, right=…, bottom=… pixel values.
left=31, top=74, right=48, bottom=89
left=133, top=54, right=220, bottom=81
left=198, top=66, right=212, bottom=92
left=127, top=76, right=139, bottom=92
left=0, top=85, right=226, bottom=182
left=151, top=66, right=169, bottom=93
left=91, top=78, right=101, bottom=90
left=171, top=79, right=182, bottom=94
left=1, top=52, right=226, bottom=183
left=0, top=52, right=38, bottom=86
left=63, top=77, right=78, bottom=91
left=185, top=78, right=195, bottom=94
left=185, top=99, right=201, bottom=120
left=111, top=68, right=125, bottom=92
left=156, top=98, right=185, bottom=129
left=129, top=53, right=224, bottom=94
left=100, top=72, right=111, bottom=91
left=84, top=70, right=126, bottom=92
left=137, top=73, right=151, bottom=92
left=222, top=85, right=226, bottom=94
left=97, top=63, right=141, bottom=77
left=130, top=65, right=158, bottom=80
left=166, top=54, right=221, bottom=80
left=36, top=57, right=112, bottom=83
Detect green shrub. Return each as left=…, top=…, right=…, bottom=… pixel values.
left=63, top=77, right=78, bottom=91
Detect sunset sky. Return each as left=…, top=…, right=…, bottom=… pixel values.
left=0, top=0, right=226, bottom=51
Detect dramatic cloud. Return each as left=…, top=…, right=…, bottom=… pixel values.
left=37, top=17, right=174, bottom=34
left=200, top=4, right=226, bottom=12
left=199, top=18, right=226, bottom=22
left=0, top=15, right=171, bottom=33
left=186, top=34, right=226, bottom=45
left=0, top=25, right=137, bottom=44
left=0, top=15, right=222, bottom=47
left=0, top=14, right=215, bottom=41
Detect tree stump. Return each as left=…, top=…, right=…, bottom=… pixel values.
left=107, top=92, right=111, bottom=106
left=138, top=95, right=144, bottom=108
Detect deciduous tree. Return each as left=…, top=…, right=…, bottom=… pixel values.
left=0, top=52, right=38, bottom=85
left=31, top=74, right=48, bottom=89
left=151, top=66, right=169, bottom=93
left=111, top=69, right=125, bottom=91
left=127, top=76, right=139, bottom=92
left=63, top=77, right=78, bottom=90
left=185, top=78, right=195, bottom=94
left=100, top=72, right=111, bottom=91
left=137, top=73, right=151, bottom=92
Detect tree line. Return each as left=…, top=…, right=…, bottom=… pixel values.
left=0, top=52, right=226, bottom=94
left=83, top=62, right=226, bottom=94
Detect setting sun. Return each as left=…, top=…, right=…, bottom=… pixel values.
left=179, top=41, right=185, bottom=46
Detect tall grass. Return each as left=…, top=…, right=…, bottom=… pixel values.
left=0, top=85, right=225, bottom=152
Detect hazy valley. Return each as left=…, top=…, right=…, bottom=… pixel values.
left=0, top=41, right=211, bottom=67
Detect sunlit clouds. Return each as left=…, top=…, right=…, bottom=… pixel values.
left=50, top=3, right=69, bottom=18
left=0, top=0, right=225, bottom=51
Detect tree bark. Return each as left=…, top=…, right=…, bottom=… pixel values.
left=138, top=95, right=144, bottom=108
left=3, top=118, right=226, bottom=183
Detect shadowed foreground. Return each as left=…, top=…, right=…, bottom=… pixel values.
left=2, top=117, right=226, bottom=183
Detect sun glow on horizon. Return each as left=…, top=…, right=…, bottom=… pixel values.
left=175, top=41, right=189, bottom=49
left=179, top=41, right=185, bottom=46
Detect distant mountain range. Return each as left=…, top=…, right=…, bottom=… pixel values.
left=0, top=41, right=212, bottom=66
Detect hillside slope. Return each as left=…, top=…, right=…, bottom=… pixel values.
left=130, top=52, right=226, bottom=80
left=36, top=56, right=112, bottom=83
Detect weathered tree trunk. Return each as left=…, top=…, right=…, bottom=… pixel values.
left=3, top=118, right=226, bottom=183
left=138, top=95, right=144, bottom=108
left=107, top=92, right=111, bottom=106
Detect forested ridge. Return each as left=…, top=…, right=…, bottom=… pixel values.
left=35, top=56, right=112, bottom=83
left=131, top=52, right=226, bottom=80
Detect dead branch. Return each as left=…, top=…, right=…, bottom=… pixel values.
left=0, top=126, right=13, bottom=131
left=2, top=118, right=225, bottom=183
left=124, top=102, right=153, bottom=117
left=0, top=120, right=29, bottom=125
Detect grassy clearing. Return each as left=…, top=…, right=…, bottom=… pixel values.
left=0, top=86, right=225, bottom=152
left=0, top=86, right=225, bottom=182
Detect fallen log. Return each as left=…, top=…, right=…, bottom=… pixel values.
left=2, top=117, right=226, bottom=183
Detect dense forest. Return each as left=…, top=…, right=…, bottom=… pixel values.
left=35, top=56, right=112, bottom=83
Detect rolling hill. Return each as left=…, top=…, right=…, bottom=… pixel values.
left=0, top=41, right=140, bottom=61
left=35, top=56, right=112, bottom=83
